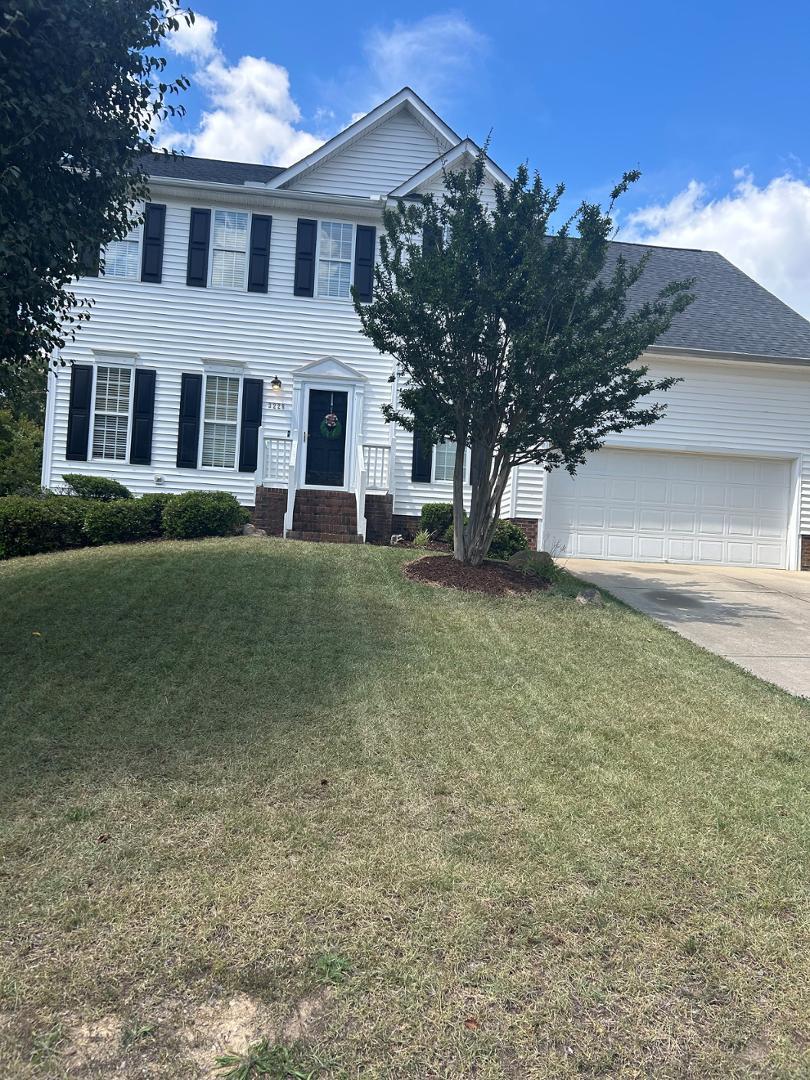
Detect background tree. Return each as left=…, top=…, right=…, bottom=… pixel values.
left=0, top=0, right=192, bottom=393
left=355, top=156, right=695, bottom=565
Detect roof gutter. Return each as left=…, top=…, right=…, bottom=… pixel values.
left=146, top=174, right=387, bottom=216
left=648, top=344, right=810, bottom=368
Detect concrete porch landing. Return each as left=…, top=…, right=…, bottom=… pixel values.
left=565, top=559, right=810, bottom=698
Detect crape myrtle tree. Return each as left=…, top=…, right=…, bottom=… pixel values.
left=0, top=0, right=193, bottom=383
left=354, top=154, right=695, bottom=565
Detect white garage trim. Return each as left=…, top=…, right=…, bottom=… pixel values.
left=541, top=447, right=799, bottom=570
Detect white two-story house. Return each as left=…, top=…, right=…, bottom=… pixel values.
left=42, top=87, right=810, bottom=569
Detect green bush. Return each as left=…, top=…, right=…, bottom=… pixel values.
left=62, top=473, right=132, bottom=501
left=0, top=410, right=43, bottom=496
left=489, top=520, right=530, bottom=560
left=0, top=495, right=89, bottom=558
left=139, top=492, right=176, bottom=537
left=420, top=502, right=454, bottom=539
left=509, top=548, right=557, bottom=581
left=83, top=499, right=155, bottom=546
left=162, top=490, right=249, bottom=540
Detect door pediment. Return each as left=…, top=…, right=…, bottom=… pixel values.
left=292, top=356, right=367, bottom=383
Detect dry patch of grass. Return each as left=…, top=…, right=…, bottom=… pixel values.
left=0, top=537, right=809, bottom=1077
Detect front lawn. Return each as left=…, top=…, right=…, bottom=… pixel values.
left=1, top=538, right=808, bottom=1077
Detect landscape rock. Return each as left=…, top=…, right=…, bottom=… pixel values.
left=390, top=533, right=404, bottom=545
left=242, top=524, right=267, bottom=536
left=576, top=587, right=604, bottom=607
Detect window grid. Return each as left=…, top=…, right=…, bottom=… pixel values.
left=211, top=210, right=248, bottom=289
left=201, top=375, right=240, bottom=468
left=104, top=237, right=139, bottom=280
left=317, top=221, right=353, bottom=299
left=434, top=440, right=457, bottom=482
left=92, top=366, right=131, bottom=460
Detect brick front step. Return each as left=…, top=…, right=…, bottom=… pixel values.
left=292, top=490, right=359, bottom=538
left=286, top=530, right=363, bottom=544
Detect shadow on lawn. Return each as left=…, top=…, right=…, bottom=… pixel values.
left=0, top=540, right=422, bottom=802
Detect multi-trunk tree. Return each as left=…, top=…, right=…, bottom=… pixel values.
left=354, top=154, right=695, bottom=565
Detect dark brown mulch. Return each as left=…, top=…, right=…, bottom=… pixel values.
left=403, top=554, right=548, bottom=596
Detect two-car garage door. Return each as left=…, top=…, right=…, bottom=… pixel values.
left=543, top=448, right=792, bottom=568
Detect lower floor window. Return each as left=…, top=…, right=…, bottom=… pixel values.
left=92, top=365, right=131, bottom=460
left=201, top=375, right=240, bottom=467
left=433, top=439, right=457, bottom=482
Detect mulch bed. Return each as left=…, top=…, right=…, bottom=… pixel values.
left=403, top=554, right=547, bottom=596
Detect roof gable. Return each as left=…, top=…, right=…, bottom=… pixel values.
left=268, top=87, right=459, bottom=196
left=389, top=139, right=511, bottom=198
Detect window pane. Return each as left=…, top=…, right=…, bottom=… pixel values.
left=95, top=366, right=131, bottom=414
left=320, top=221, right=352, bottom=260
left=211, top=249, right=246, bottom=289
left=104, top=239, right=139, bottom=279
left=201, top=422, right=237, bottom=468
left=92, top=366, right=131, bottom=460
left=213, top=210, right=248, bottom=250
left=204, top=376, right=239, bottom=423
left=434, top=440, right=457, bottom=481
left=92, top=415, right=128, bottom=460
left=317, top=259, right=351, bottom=299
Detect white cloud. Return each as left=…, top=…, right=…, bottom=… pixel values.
left=363, top=13, right=487, bottom=109
left=162, top=14, right=322, bottom=166
left=623, top=170, right=810, bottom=318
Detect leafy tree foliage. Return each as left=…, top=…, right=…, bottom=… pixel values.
left=0, top=0, right=192, bottom=376
left=0, top=410, right=43, bottom=495
left=355, top=156, right=695, bottom=565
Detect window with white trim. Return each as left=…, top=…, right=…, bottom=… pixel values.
left=433, top=439, right=457, bottom=482
left=317, top=221, right=353, bottom=298
left=201, top=375, right=240, bottom=468
left=103, top=221, right=141, bottom=280
left=211, top=210, right=249, bottom=289
left=92, top=366, right=132, bottom=460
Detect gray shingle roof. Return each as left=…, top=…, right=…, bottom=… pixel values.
left=138, top=151, right=284, bottom=185
left=610, top=241, right=810, bottom=361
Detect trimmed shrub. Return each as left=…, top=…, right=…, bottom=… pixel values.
left=489, top=520, right=530, bottom=560
left=62, top=474, right=132, bottom=501
left=420, top=502, right=454, bottom=539
left=0, top=495, right=89, bottom=558
left=83, top=499, right=155, bottom=546
left=162, top=490, right=249, bottom=540
left=139, top=492, right=176, bottom=537
left=509, top=548, right=557, bottom=581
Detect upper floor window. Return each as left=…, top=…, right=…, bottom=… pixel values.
left=103, top=222, right=141, bottom=280
left=317, top=221, right=353, bottom=299
left=211, top=210, right=249, bottom=290
left=92, top=365, right=132, bottom=460
left=433, top=439, right=457, bottom=482
left=201, top=374, right=240, bottom=467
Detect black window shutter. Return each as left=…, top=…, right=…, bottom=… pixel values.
left=238, top=378, right=263, bottom=471
left=186, top=208, right=211, bottom=287
left=293, top=218, right=317, bottom=297
left=422, top=221, right=441, bottom=255
left=140, top=203, right=166, bottom=283
left=129, top=369, right=156, bottom=465
left=65, top=364, right=94, bottom=460
left=78, top=245, right=100, bottom=277
left=353, top=225, right=376, bottom=302
left=176, top=373, right=202, bottom=467
left=411, top=430, right=433, bottom=483
left=247, top=215, right=272, bottom=293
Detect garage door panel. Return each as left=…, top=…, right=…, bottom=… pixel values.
left=544, top=449, right=790, bottom=569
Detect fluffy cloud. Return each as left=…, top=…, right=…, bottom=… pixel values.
left=623, top=170, right=810, bottom=318
left=162, top=14, right=322, bottom=166
left=363, top=13, right=487, bottom=110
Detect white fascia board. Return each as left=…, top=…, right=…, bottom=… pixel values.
left=647, top=344, right=810, bottom=368
left=388, top=138, right=512, bottom=197
left=264, top=87, right=461, bottom=191
left=145, top=176, right=386, bottom=220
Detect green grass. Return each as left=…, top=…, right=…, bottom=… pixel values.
left=1, top=537, right=809, bottom=1077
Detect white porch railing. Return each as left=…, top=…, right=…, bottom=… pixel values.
left=362, top=443, right=390, bottom=492
left=262, top=434, right=293, bottom=487
left=355, top=439, right=368, bottom=541
left=283, top=434, right=299, bottom=536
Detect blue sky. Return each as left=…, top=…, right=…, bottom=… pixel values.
left=162, top=2, right=810, bottom=314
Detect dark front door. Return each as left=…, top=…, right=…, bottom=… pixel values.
left=305, top=388, right=348, bottom=486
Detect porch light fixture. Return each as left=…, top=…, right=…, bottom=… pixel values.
left=271, top=376, right=282, bottom=392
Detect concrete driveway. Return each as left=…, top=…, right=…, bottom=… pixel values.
left=565, top=559, right=810, bottom=698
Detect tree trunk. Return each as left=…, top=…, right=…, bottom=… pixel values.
left=453, top=438, right=512, bottom=566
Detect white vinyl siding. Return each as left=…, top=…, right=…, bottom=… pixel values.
left=92, top=366, right=132, bottom=460
left=433, top=440, right=456, bottom=481
left=317, top=221, right=353, bottom=299
left=211, top=210, right=248, bottom=290
left=201, top=375, right=240, bottom=468
left=103, top=224, right=140, bottom=280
